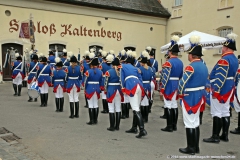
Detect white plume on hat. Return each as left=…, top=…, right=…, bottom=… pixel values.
left=29, top=50, right=33, bottom=54
left=15, top=53, right=19, bottom=57
left=142, top=50, right=150, bottom=59
left=63, top=49, right=67, bottom=53
left=109, top=50, right=114, bottom=55
left=146, top=46, right=152, bottom=51
left=171, top=35, right=180, bottom=42
left=99, top=49, right=102, bottom=53
left=227, top=33, right=238, bottom=41
left=84, top=51, right=90, bottom=56
left=126, top=50, right=132, bottom=57
left=55, top=57, right=61, bottom=63
left=89, top=52, right=95, bottom=59
left=131, top=51, right=137, bottom=58
left=121, top=50, right=126, bottom=55
left=106, top=54, right=114, bottom=63
left=102, top=51, right=108, bottom=57
left=39, top=53, right=44, bottom=57
left=189, top=35, right=201, bottom=45
left=68, top=51, right=73, bottom=57
left=90, top=48, right=95, bottom=53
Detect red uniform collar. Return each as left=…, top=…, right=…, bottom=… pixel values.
left=222, top=52, right=233, bottom=57
left=190, top=59, right=201, bottom=63
left=169, top=56, right=177, bottom=59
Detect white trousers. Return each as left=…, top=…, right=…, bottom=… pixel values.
left=108, top=90, right=121, bottom=113
left=55, top=85, right=64, bottom=98
left=150, top=81, right=155, bottom=100
left=101, top=92, right=106, bottom=99
left=128, top=85, right=142, bottom=112
left=210, top=91, right=233, bottom=118
left=12, top=73, right=23, bottom=85
left=233, top=95, right=240, bottom=112
left=88, top=92, right=98, bottom=108
left=182, top=99, right=203, bottom=128
left=141, top=91, right=149, bottom=106
left=163, top=91, right=178, bottom=109
left=68, top=84, right=79, bottom=102
left=27, top=79, right=34, bottom=89
left=39, top=81, right=49, bottom=94
left=122, top=94, right=129, bottom=103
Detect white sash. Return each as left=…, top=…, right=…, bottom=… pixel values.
left=13, top=62, right=22, bottom=71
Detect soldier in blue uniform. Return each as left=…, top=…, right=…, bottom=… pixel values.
left=99, top=50, right=113, bottom=114
left=97, top=49, right=103, bottom=64
left=52, top=57, right=66, bottom=112
left=48, top=50, right=55, bottom=69
left=36, top=55, right=52, bottom=107
left=203, top=33, right=238, bottom=143
left=61, top=49, right=70, bottom=70
left=230, top=55, right=240, bottom=134
left=146, top=46, right=158, bottom=72
left=148, top=58, right=156, bottom=113
left=27, top=54, right=39, bottom=102
left=160, top=36, right=183, bottom=132
left=81, top=51, right=91, bottom=108
left=12, top=53, right=24, bottom=96
left=178, top=35, right=208, bottom=155
left=84, top=53, right=103, bottom=125
left=120, top=50, right=147, bottom=138
left=105, top=54, right=123, bottom=131
left=138, top=51, right=153, bottom=123
left=65, top=54, right=82, bottom=119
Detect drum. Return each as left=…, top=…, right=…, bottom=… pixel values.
left=28, top=82, right=40, bottom=98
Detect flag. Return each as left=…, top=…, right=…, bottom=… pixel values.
left=29, top=19, right=35, bottom=43
left=19, top=22, right=30, bottom=39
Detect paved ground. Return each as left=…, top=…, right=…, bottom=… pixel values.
left=0, top=82, right=239, bottom=160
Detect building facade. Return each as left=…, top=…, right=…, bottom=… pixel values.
left=161, top=0, right=240, bottom=71
left=0, top=0, right=170, bottom=81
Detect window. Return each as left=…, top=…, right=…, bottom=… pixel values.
left=217, top=27, right=233, bottom=53
left=124, top=47, right=136, bottom=51
left=49, top=43, right=66, bottom=57
left=172, top=9, right=182, bottom=18
left=219, top=0, right=233, bottom=9
left=174, top=0, right=182, bottom=6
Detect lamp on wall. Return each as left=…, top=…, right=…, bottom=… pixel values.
left=97, top=21, right=102, bottom=26
left=150, top=27, right=153, bottom=31
left=5, top=10, right=11, bottom=16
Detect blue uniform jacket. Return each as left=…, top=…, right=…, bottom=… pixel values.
left=84, top=68, right=103, bottom=99
left=160, top=56, right=183, bottom=100
left=48, top=55, right=56, bottom=68
left=139, top=66, right=153, bottom=97
left=105, top=68, right=123, bottom=103
left=12, top=61, right=24, bottom=79
left=27, top=62, right=38, bottom=84
left=36, top=63, right=52, bottom=87
left=66, top=65, right=82, bottom=93
left=134, top=59, right=141, bottom=68
left=99, top=62, right=112, bottom=88
left=61, top=57, right=70, bottom=69
left=52, top=69, right=66, bottom=93
left=120, top=64, right=144, bottom=97
left=81, top=61, right=90, bottom=85
left=150, top=58, right=159, bottom=72
left=178, top=59, right=208, bottom=114
left=209, top=52, right=238, bottom=103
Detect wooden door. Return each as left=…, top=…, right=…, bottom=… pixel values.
left=1, top=43, right=23, bottom=81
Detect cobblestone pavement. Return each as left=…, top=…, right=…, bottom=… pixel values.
left=0, top=82, right=240, bottom=160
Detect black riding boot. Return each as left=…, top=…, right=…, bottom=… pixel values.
left=145, top=105, right=149, bottom=123
left=84, top=96, right=88, bottom=108
left=55, top=98, right=60, bottom=112
left=179, top=128, right=196, bottom=155
left=28, top=96, right=33, bottom=102
left=34, top=98, right=37, bottom=102
left=13, top=84, right=18, bottom=96
left=229, top=107, right=232, bottom=117
left=126, top=112, right=138, bottom=134
left=149, top=102, right=152, bottom=113
left=59, top=98, right=64, bottom=112
left=44, top=93, right=48, bottom=106
left=161, top=108, right=173, bottom=132
left=160, top=108, right=167, bottom=119
left=115, top=112, right=121, bottom=130
left=107, top=113, right=115, bottom=131
left=220, top=117, right=230, bottom=142
left=135, top=111, right=147, bottom=138
left=199, top=112, right=203, bottom=125
left=172, top=108, right=178, bottom=131
left=230, top=112, right=240, bottom=134
left=105, top=100, right=109, bottom=113
left=74, top=102, right=79, bottom=118
left=101, top=99, right=108, bottom=113
left=140, top=106, right=145, bottom=122
left=195, top=126, right=200, bottom=153
left=203, top=116, right=221, bottom=143
left=40, top=94, right=45, bottom=107
left=121, top=103, right=126, bottom=119
left=69, top=102, right=74, bottom=119
left=17, top=85, right=22, bottom=96
left=86, top=108, right=94, bottom=125
left=126, top=103, right=130, bottom=118
left=93, top=108, right=99, bottom=124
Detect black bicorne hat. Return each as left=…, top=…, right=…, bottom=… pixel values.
left=89, top=57, right=99, bottom=66
left=32, top=54, right=38, bottom=60
left=223, top=33, right=237, bottom=51
left=49, top=50, right=54, bottom=55
left=70, top=56, right=78, bottom=63
left=112, top=57, right=121, bottom=66
left=55, top=61, right=63, bottom=67
left=187, top=44, right=204, bottom=57
left=168, top=35, right=180, bottom=53
left=41, top=57, right=47, bottom=62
